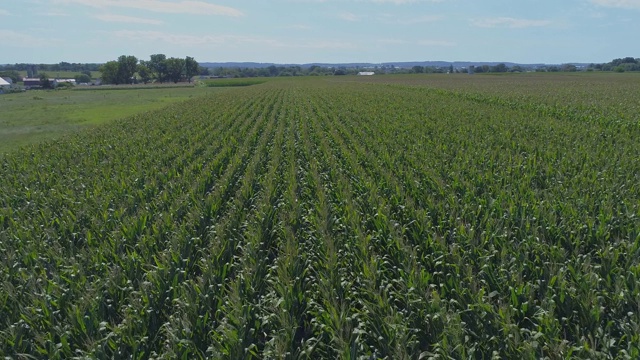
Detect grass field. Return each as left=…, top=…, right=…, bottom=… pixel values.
left=0, top=85, right=220, bottom=154
left=1, top=73, right=639, bottom=359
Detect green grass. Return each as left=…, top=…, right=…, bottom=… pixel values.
left=0, top=86, right=217, bottom=154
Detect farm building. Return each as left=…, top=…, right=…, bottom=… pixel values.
left=0, top=77, right=10, bottom=89
left=53, top=79, right=76, bottom=87
left=23, top=78, right=42, bottom=88
left=358, top=72, right=375, bottom=76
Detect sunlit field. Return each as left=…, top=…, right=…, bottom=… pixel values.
left=2, top=73, right=639, bottom=359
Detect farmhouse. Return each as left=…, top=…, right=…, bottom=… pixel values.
left=358, top=72, right=375, bottom=76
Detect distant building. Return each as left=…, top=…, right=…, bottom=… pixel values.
left=53, top=79, right=76, bottom=87
left=0, top=77, right=11, bottom=89
left=358, top=72, right=375, bottom=76
left=23, top=78, right=42, bottom=88
left=23, top=78, right=77, bottom=89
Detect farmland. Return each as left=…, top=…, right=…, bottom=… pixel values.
left=1, top=74, right=639, bottom=359
left=0, top=85, right=216, bottom=154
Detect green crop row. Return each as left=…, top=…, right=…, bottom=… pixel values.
left=1, top=76, right=639, bottom=359
left=203, top=78, right=267, bottom=87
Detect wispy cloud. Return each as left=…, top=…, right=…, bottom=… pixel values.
left=0, top=9, right=11, bottom=16
left=0, top=30, right=60, bottom=46
left=338, top=11, right=361, bottom=21
left=298, top=40, right=356, bottom=49
left=111, top=30, right=283, bottom=47
left=52, top=0, right=243, bottom=16
left=38, top=11, right=71, bottom=17
left=94, top=14, right=164, bottom=25
left=377, top=14, right=443, bottom=24
left=471, top=17, right=552, bottom=28
left=284, top=24, right=313, bottom=30
left=370, top=0, right=444, bottom=3
left=111, top=30, right=356, bottom=50
left=418, top=39, right=456, bottom=46
left=404, top=14, right=443, bottom=24
left=590, top=0, right=640, bottom=9
left=379, top=38, right=455, bottom=46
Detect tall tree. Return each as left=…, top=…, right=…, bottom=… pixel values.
left=148, top=54, right=167, bottom=83
left=165, top=57, right=186, bottom=83
left=137, top=61, right=152, bottom=84
left=99, top=61, right=120, bottom=84
left=184, top=56, right=199, bottom=83
left=117, top=55, right=138, bottom=84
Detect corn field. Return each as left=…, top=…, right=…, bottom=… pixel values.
left=1, top=75, right=640, bottom=359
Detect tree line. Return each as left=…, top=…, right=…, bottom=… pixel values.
left=0, top=62, right=101, bottom=77
left=2, top=55, right=638, bottom=85
left=589, top=57, right=640, bottom=72
left=99, top=55, right=200, bottom=85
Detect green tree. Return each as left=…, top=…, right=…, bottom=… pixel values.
left=165, top=57, right=186, bottom=83
left=412, top=65, right=424, bottom=73
left=491, top=63, right=508, bottom=72
left=74, top=73, right=91, bottom=83
left=0, top=70, right=20, bottom=83
left=198, top=66, right=210, bottom=76
left=184, top=56, right=199, bottom=83
left=39, top=73, right=53, bottom=89
left=148, top=54, right=168, bottom=83
left=99, top=61, right=120, bottom=84
left=117, top=55, right=138, bottom=84
left=137, top=62, right=152, bottom=84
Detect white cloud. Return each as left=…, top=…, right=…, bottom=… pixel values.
left=378, top=38, right=455, bottom=46
left=0, top=9, right=11, bottom=16
left=377, top=14, right=442, bottom=24
left=339, top=11, right=443, bottom=24
left=38, top=11, right=71, bottom=17
left=338, top=12, right=361, bottom=21
left=417, top=39, right=455, bottom=47
left=284, top=24, right=313, bottom=30
left=298, top=40, right=355, bottom=49
left=590, top=0, right=640, bottom=9
left=94, top=14, right=164, bottom=25
left=0, top=30, right=60, bottom=46
left=404, top=15, right=443, bottom=24
left=371, top=0, right=444, bottom=3
left=111, top=30, right=356, bottom=51
left=52, top=0, right=243, bottom=16
left=111, top=30, right=283, bottom=47
left=471, top=17, right=552, bottom=28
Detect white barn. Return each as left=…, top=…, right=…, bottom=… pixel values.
left=358, top=72, right=375, bottom=76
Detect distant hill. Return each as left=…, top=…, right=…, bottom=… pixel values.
left=200, top=61, right=591, bottom=69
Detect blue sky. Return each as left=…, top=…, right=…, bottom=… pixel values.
left=0, top=0, right=639, bottom=64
